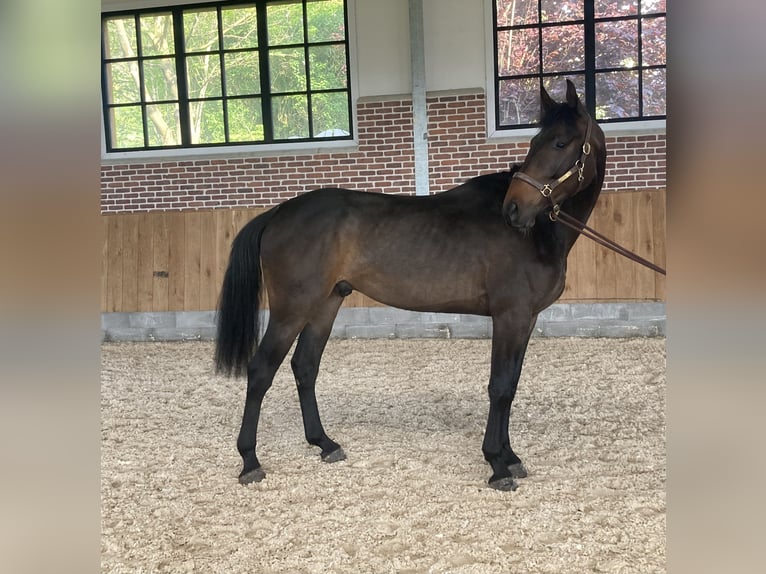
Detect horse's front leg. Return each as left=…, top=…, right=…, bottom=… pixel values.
left=482, top=313, right=535, bottom=491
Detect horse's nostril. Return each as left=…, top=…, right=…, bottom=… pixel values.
left=503, top=200, right=519, bottom=227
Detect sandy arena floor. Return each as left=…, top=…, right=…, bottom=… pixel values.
left=101, top=337, right=665, bottom=573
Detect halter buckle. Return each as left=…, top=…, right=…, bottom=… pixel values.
left=541, top=184, right=553, bottom=198
left=549, top=204, right=560, bottom=221
left=575, top=159, right=585, bottom=182
left=582, top=141, right=591, bottom=156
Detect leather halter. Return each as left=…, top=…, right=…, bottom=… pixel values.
left=511, top=116, right=593, bottom=220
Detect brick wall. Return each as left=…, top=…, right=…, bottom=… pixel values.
left=100, top=91, right=666, bottom=213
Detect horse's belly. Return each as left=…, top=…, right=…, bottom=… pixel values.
left=350, top=273, right=490, bottom=316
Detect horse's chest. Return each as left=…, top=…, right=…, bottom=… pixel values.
left=530, top=262, right=567, bottom=312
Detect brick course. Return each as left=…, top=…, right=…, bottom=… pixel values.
left=101, top=91, right=666, bottom=213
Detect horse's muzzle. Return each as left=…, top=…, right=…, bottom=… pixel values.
left=503, top=199, right=536, bottom=229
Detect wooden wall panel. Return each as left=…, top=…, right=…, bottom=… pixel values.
left=101, top=190, right=666, bottom=313
left=152, top=212, right=170, bottom=311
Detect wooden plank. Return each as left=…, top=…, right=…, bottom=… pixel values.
left=167, top=212, right=186, bottom=311
left=183, top=211, right=202, bottom=311
left=136, top=213, right=155, bottom=312
left=122, top=215, right=140, bottom=312
left=101, top=217, right=109, bottom=312
left=199, top=211, right=218, bottom=310
left=633, top=190, right=657, bottom=299
left=651, top=189, right=667, bottom=300
left=594, top=193, right=618, bottom=300
left=612, top=192, right=637, bottom=299
left=152, top=212, right=170, bottom=312
left=105, top=216, right=124, bottom=312
left=214, top=209, right=233, bottom=306
left=563, top=220, right=598, bottom=300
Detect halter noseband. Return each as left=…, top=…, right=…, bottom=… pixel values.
left=511, top=116, right=593, bottom=220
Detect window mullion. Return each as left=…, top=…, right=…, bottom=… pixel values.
left=135, top=14, right=151, bottom=149
left=173, top=7, right=192, bottom=146
left=257, top=1, right=273, bottom=142
left=583, top=0, right=596, bottom=116
left=303, top=0, right=313, bottom=139
left=216, top=6, right=230, bottom=143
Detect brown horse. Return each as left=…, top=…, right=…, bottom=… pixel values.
left=215, top=80, right=606, bottom=490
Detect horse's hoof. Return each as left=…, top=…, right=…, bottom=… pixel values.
left=238, top=466, right=266, bottom=485
left=508, top=462, right=528, bottom=479
left=321, top=446, right=346, bottom=463
left=489, top=475, right=518, bottom=491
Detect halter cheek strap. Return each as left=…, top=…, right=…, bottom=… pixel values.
left=511, top=117, right=593, bottom=219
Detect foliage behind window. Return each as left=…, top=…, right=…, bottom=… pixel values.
left=494, top=0, right=666, bottom=128
left=102, top=0, right=351, bottom=151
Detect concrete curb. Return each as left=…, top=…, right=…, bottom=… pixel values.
left=102, top=302, right=665, bottom=342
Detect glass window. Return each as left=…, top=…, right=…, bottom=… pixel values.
left=493, top=0, right=666, bottom=129
left=102, top=1, right=352, bottom=152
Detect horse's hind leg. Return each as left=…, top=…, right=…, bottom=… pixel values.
left=291, top=293, right=345, bottom=463
left=237, top=317, right=303, bottom=485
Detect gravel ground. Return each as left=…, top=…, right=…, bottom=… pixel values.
left=101, top=337, right=665, bottom=573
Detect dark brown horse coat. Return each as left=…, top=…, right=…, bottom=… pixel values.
left=216, top=80, right=606, bottom=490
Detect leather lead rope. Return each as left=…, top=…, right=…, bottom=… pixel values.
left=551, top=208, right=667, bottom=276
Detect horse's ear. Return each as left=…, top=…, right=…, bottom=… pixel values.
left=540, top=84, right=557, bottom=115
left=565, top=79, right=580, bottom=109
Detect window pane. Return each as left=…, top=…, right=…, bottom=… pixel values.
left=542, top=25, right=583, bottom=73
left=596, top=20, right=638, bottom=69
left=267, top=1, right=304, bottom=46
left=272, top=94, right=309, bottom=139
left=146, top=103, right=181, bottom=146
left=269, top=48, right=306, bottom=92
left=184, top=8, right=220, bottom=53
left=224, top=52, right=260, bottom=96
left=595, top=0, right=638, bottom=18
left=498, top=77, right=539, bottom=126
left=186, top=55, right=222, bottom=99
left=104, top=17, right=137, bottom=59
left=307, top=0, right=345, bottom=43
left=643, top=68, right=666, bottom=116
left=641, top=0, right=666, bottom=14
left=140, top=13, right=174, bottom=57
left=190, top=100, right=225, bottom=144
left=222, top=6, right=259, bottom=49
left=227, top=98, right=264, bottom=142
left=541, top=0, right=583, bottom=23
left=312, top=92, right=349, bottom=136
left=595, top=71, right=639, bottom=119
left=495, top=0, right=538, bottom=26
left=642, top=16, right=666, bottom=66
left=497, top=29, right=538, bottom=76
left=309, top=44, right=347, bottom=89
left=106, top=62, right=141, bottom=104
left=110, top=106, right=144, bottom=148
left=142, top=59, right=177, bottom=102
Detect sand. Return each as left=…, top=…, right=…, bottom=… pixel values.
left=101, top=337, right=665, bottom=573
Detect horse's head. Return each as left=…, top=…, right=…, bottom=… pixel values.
left=503, top=80, right=604, bottom=230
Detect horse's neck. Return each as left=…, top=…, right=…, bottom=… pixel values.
left=558, top=174, right=604, bottom=255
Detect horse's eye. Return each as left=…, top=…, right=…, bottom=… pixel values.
left=555, top=140, right=568, bottom=149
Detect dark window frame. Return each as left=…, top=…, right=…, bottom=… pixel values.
left=492, top=0, right=666, bottom=130
left=101, top=0, right=353, bottom=152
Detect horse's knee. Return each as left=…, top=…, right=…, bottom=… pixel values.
left=487, top=376, right=517, bottom=403
left=291, top=356, right=318, bottom=388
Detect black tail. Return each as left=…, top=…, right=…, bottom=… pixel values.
left=215, top=207, right=279, bottom=377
